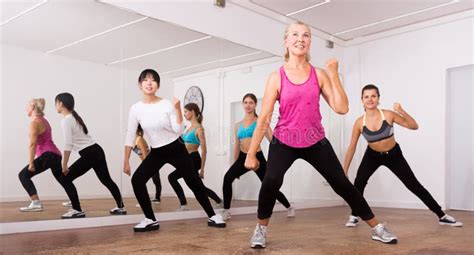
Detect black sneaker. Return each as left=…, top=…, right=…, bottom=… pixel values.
left=134, top=218, right=160, bottom=232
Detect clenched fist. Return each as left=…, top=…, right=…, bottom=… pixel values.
left=325, top=58, right=339, bottom=75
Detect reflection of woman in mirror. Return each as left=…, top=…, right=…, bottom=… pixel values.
left=244, top=21, right=397, bottom=249
left=343, top=84, right=462, bottom=227
left=55, top=93, right=126, bottom=219
left=18, top=98, right=63, bottom=212
left=132, top=124, right=162, bottom=205
left=221, top=93, right=293, bottom=221
left=168, top=103, right=222, bottom=211
left=123, top=69, right=225, bottom=232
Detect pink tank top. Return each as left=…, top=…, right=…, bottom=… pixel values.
left=36, top=117, right=61, bottom=157
left=273, top=65, right=325, bottom=148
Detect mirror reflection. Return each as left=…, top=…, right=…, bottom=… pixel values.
left=0, top=0, right=277, bottom=223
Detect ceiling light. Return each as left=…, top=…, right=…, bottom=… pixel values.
left=107, top=35, right=213, bottom=65
left=333, top=0, right=460, bottom=36
left=46, top=17, right=148, bottom=54
left=286, top=0, right=331, bottom=16
left=162, top=51, right=263, bottom=75
left=0, top=0, right=48, bottom=27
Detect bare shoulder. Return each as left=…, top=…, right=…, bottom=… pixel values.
left=354, top=116, right=364, bottom=130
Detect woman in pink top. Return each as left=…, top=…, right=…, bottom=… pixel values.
left=18, top=98, right=63, bottom=212
left=244, top=21, right=397, bottom=248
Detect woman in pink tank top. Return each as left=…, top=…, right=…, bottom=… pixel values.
left=245, top=21, right=398, bottom=249
left=18, top=98, right=63, bottom=212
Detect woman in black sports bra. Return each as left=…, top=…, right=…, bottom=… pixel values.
left=343, top=84, right=462, bottom=227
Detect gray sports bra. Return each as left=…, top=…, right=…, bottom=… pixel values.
left=361, top=109, right=394, bottom=143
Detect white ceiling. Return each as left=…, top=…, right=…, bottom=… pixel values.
left=244, top=0, right=473, bottom=41
left=0, top=0, right=273, bottom=78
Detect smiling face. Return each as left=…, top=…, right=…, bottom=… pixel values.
left=362, top=89, right=380, bottom=110
left=284, top=23, right=311, bottom=61
left=139, top=73, right=159, bottom=96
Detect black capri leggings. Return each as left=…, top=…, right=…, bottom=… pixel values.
left=132, top=138, right=216, bottom=221
left=352, top=144, right=444, bottom=218
left=18, top=152, right=63, bottom=197
left=168, top=151, right=222, bottom=206
left=258, top=137, right=375, bottom=220
left=61, top=143, right=124, bottom=211
left=223, top=151, right=291, bottom=210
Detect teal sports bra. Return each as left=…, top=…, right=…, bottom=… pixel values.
left=182, top=128, right=200, bottom=145
left=237, top=121, right=257, bottom=140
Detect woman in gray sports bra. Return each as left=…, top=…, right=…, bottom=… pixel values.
left=343, top=84, right=462, bottom=228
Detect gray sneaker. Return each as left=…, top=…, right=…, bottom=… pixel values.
left=250, top=224, right=267, bottom=249
left=372, top=223, right=397, bottom=244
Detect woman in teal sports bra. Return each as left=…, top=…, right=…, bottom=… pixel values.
left=168, top=103, right=222, bottom=211
left=343, top=84, right=462, bottom=227
left=220, top=93, right=294, bottom=221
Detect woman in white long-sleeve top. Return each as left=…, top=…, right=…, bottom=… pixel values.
left=55, top=92, right=126, bottom=219
left=123, top=69, right=225, bottom=232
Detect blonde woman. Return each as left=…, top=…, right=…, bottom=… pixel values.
left=18, top=98, right=63, bottom=212
left=245, top=21, right=397, bottom=248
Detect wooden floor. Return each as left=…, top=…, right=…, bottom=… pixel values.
left=0, top=206, right=472, bottom=254
left=0, top=197, right=257, bottom=223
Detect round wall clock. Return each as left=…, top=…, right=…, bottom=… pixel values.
left=183, top=86, right=204, bottom=112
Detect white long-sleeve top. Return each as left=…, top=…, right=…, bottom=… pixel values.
left=61, top=114, right=95, bottom=152
left=125, top=99, right=184, bottom=148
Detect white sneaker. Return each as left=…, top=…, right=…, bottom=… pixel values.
left=250, top=224, right=267, bottom=249
left=214, top=202, right=224, bottom=209
left=345, top=215, right=359, bottom=227
left=20, top=201, right=43, bottom=212
left=110, top=207, right=127, bottom=215
left=176, top=205, right=189, bottom=212
left=287, top=206, right=295, bottom=218
left=439, top=214, right=463, bottom=227
left=61, top=201, right=72, bottom=207
left=208, top=214, right=226, bottom=228
left=221, top=209, right=231, bottom=220
left=61, top=209, right=85, bottom=219
left=134, top=218, right=160, bottom=232
left=372, top=223, right=397, bottom=244
left=151, top=198, right=161, bottom=204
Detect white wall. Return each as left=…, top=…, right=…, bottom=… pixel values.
left=343, top=17, right=473, bottom=209
left=0, top=43, right=174, bottom=201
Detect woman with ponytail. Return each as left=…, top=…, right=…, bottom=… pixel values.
left=220, top=93, right=294, bottom=221
left=18, top=98, right=66, bottom=212
left=168, top=103, right=222, bottom=211
left=55, top=92, right=126, bottom=219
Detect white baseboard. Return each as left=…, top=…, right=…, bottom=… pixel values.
left=0, top=199, right=342, bottom=235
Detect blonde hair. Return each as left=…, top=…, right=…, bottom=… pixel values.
left=30, top=98, right=46, bottom=116
left=283, top=21, right=311, bottom=62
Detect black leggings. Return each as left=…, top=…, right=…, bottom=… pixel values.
left=223, top=151, right=291, bottom=210
left=353, top=144, right=444, bottom=218
left=18, top=152, right=63, bottom=197
left=258, top=137, right=375, bottom=220
left=168, top=151, right=222, bottom=206
left=132, top=138, right=216, bottom=221
left=150, top=173, right=161, bottom=201
left=61, top=143, right=123, bottom=211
